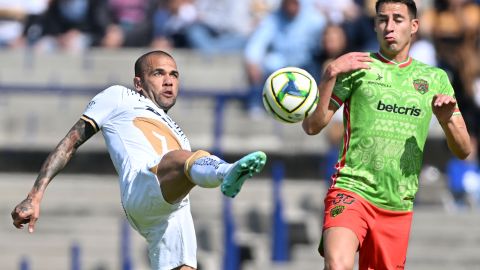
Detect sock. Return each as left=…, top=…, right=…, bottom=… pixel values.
left=185, top=151, right=232, bottom=188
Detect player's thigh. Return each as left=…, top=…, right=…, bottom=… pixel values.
left=154, top=150, right=192, bottom=182
left=146, top=205, right=197, bottom=270
left=323, top=227, right=359, bottom=269
left=153, top=150, right=196, bottom=204
left=359, top=209, right=413, bottom=269
left=321, top=188, right=369, bottom=269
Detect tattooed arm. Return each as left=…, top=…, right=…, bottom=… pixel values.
left=11, top=119, right=97, bottom=233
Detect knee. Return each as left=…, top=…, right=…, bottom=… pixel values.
left=324, top=258, right=354, bottom=270
left=157, top=150, right=192, bottom=175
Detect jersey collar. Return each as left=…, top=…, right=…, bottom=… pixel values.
left=374, top=52, right=412, bottom=68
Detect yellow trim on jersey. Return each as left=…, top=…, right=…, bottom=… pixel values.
left=184, top=150, right=210, bottom=181
left=80, top=115, right=99, bottom=132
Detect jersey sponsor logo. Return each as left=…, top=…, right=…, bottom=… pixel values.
left=86, top=100, right=96, bottom=110
left=144, top=105, right=187, bottom=140
left=367, top=72, right=391, bottom=87
left=330, top=205, right=345, bottom=217
left=193, top=157, right=223, bottom=169
left=413, top=79, right=429, bottom=94
left=367, top=80, right=391, bottom=88
left=377, top=100, right=421, bottom=117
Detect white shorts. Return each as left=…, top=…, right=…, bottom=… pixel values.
left=122, top=167, right=197, bottom=270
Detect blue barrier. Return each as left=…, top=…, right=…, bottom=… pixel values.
left=71, top=242, right=81, bottom=270
left=272, top=161, right=289, bottom=262
left=19, top=256, right=29, bottom=270
left=222, top=197, right=240, bottom=270
left=121, top=219, right=133, bottom=270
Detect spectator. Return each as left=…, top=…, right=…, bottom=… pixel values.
left=150, top=0, right=197, bottom=50
left=244, top=0, right=327, bottom=117
left=315, top=0, right=360, bottom=25
left=0, top=0, right=49, bottom=48
left=101, top=0, right=156, bottom=48
left=341, top=0, right=378, bottom=51
left=181, top=0, right=253, bottom=54
left=23, top=0, right=110, bottom=52
left=249, top=0, right=283, bottom=27
left=409, top=33, right=438, bottom=67
left=313, top=23, right=349, bottom=81
left=315, top=25, right=347, bottom=183
left=420, top=0, right=480, bottom=134
left=446, top=135, right=480, bottom=211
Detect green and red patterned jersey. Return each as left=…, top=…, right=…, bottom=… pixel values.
left=330, top=52, right=461, bottom=211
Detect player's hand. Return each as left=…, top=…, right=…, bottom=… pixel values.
left=432, top=94, right=456, bottom=124
left=325, top=52, right=372, bottom=78
left=11, top=197, right=40, bottom=233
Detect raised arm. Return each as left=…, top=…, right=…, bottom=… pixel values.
left=302, top=52, right=372, bottom=135
left=11, top=119, right=97, bottom=233
left=432, top=94, right=472, bottom=159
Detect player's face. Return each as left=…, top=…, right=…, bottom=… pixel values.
left=374, top=2, right=418, bottom=59
left=135, top=55, right=179, bottom=111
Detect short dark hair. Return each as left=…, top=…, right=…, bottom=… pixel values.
left=134, top=50, right=174, bottom=78
left=375, top=0, right=417, bottom=19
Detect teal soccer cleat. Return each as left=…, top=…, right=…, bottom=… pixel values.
left=221, top=151, right=267, bottom=198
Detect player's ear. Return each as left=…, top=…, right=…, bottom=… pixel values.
left=133, top=76, right=143, bottom=92
left=411, top=18, right=419, bottom=35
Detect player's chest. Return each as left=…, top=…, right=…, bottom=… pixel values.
left=121, top=101, right=188, bottom=143
left=346, top=72, right=438, bottom=123
left=352, top=69, right=435, bottom=110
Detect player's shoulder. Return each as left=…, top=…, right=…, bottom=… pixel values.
left=96, top=85, right=140, bottom=99
left=101, top=85, right=130, bottom=95
left=410, top=58, right=443, bottom=72
left=410, top=58, right=449, bottom=79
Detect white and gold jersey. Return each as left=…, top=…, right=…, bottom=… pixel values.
left=82, top=85, right=197, bottom=269
left=81, top=85, right=191, bottom=178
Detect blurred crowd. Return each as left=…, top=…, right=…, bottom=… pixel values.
left=1, top=0, right=479, bottom=120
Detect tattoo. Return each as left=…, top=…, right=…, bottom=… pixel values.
left=33, top=119, right=97, bottom=193
left=12, top=197, right=33, bottom=223
left=19, top=198, right=32, bottom=213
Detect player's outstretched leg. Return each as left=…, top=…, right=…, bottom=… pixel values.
left=221, top=151, right=267, bottom=198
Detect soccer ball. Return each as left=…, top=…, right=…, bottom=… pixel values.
left=262, top=67, right=318, bottom=123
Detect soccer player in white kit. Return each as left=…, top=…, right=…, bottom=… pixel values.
left=11, top=50, right=267, bottom=270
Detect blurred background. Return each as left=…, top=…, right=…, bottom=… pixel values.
left=0, top=0, right=480, bottom=269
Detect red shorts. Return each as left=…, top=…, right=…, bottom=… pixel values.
left=320, top=188, right=413, bottom=270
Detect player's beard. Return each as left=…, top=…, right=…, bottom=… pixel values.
left=158, top=97, right=176, bottom=112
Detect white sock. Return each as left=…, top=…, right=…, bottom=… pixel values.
left=189, top=155, right=232, bottom=188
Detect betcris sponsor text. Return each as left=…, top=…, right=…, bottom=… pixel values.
left=377, top=100, right=421, bottom=117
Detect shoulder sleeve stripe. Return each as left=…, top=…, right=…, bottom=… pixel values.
left=81, top=115, right=99, bottom=132
left=330, top=94, right=343, bottom=108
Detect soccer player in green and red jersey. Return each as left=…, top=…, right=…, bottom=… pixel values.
left=303, top=0, right=472, bottom=269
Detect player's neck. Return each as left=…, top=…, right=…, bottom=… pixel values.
left=378, top=49, right=410, bottom=64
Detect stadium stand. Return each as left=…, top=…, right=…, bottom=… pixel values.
left=0, top=49, right=331, bottom=156
left=2, top=174, right=480, bottom=270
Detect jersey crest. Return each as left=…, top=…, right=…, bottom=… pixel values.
left=412, top=79, right=429, bottom=94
